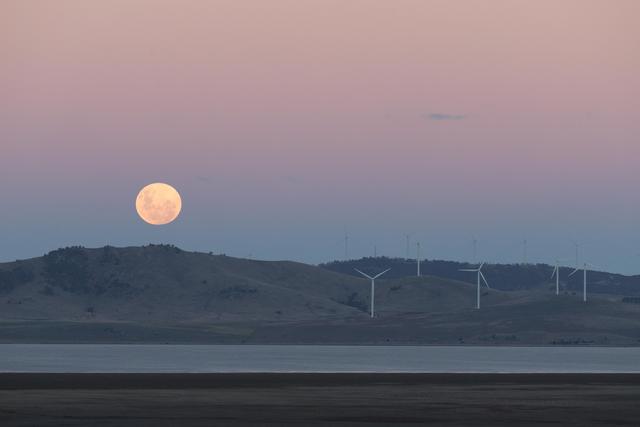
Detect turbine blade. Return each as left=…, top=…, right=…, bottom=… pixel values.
left=354, top=268, right=373, bottom=280
left=551, top=266, right=558, bottom=279
left=479, top=262, right=485, bottom=270
left=373, top=268, right=391, bottom=279
left=459, top=269, right=478, bottom=272
left=568, top=268, right=580, bottom=277
left=480, top=271, right=491, bottom=289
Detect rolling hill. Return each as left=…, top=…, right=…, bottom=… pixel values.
left=1, top=245, right=639, bottom=345
left=321, top=257, right=640, bottom=295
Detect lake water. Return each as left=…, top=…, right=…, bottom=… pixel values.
left=0, top=345, right=638, bottom=373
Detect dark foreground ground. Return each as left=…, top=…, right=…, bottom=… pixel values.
left=1, top=373, right=639, bottom=426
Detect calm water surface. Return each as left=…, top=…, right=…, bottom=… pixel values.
left=0, top=345, right=638, bottom=373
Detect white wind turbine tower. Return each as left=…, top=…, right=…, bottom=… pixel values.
left=569, top=262, right=599, bottom=302
left=459, top=263, right=491, bottom=309
left=405, top=234, right=411, bottom=260
left=550, top=260, right=562, bottom=296
left=344, top=231, right=349, bottom=260
left=416, top=242, right=421, bottom=277
left=550, top=258, right=571, bottom=296
left=354, top=268, right=391, bottom=318
left=570, top=240, right=583, bottom=268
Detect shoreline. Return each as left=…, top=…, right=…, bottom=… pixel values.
left=2, top=372, right=640, bottom=389
left=2, top=341, right=640, bottom=347
left=3, top=345, right=639, bottom=374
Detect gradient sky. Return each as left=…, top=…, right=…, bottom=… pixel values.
left=2, top=1, right=639, bottom=273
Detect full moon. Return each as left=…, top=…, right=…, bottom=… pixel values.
left=135, top=183, right=182, bottom=225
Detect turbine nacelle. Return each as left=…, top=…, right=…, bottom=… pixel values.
left=568, top=261, right=600, bottom=303
left=459, top=263, right=491, bottom=309
left=551, top=258, right=571, bottom=279
left=354, top=268, right=391, bottom=318
left=568, top=261, right=601, bottom=277
left=354, top=268, right=391, bottom=281
left=459, top=263, right=490, bottom=289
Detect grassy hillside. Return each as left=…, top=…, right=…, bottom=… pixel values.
left=321, top=257, right=640, bottom=296
left=0, top=245, right=368, bottom=323
left=1, top=245, right=639, bottom=345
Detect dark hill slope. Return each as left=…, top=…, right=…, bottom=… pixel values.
left=1, top=246, right=639, bottom=345
left=252, top=291, right=640, bottom=346
left=0, top=245, right=369, bottom=322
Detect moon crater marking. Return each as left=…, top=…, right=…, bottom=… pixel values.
left=136, top=183, right=182, bottom=225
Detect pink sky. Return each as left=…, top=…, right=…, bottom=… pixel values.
left=1, top=1, right=639, bottom=272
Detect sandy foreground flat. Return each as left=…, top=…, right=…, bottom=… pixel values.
left=1, top=373, right=639, bottom=426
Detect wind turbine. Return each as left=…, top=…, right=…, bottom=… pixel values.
left=569, top=262, right=598, bottom=302
left=459, top=263, right=491, bottom=309
left=354, top=268, right=391, bottom=318
left=416, top=241, right=421, bottom=277
left=405, top=234, right=411, bottom=260
left=570, top=240, right=583, bottom=268
left=344, top=231, right=349, bottom=260
left=550, top=258, right=571, bottom=296
left=551, top=260, right=562, bottom=296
